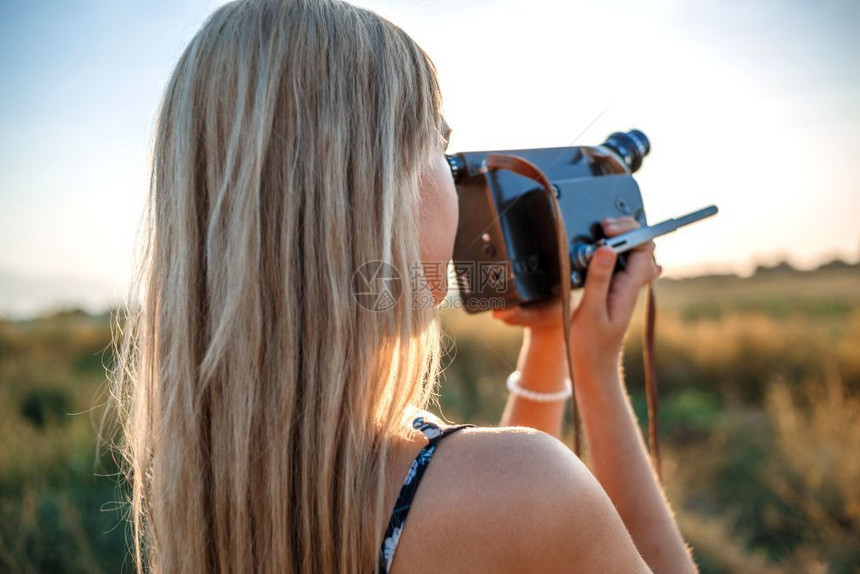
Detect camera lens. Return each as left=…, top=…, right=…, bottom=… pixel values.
left=601, top=129, right=650, bottom=173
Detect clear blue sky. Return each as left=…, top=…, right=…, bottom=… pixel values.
left=0, top=0, right=858, bottom=317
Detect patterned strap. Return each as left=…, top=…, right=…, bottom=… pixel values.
left=378, top=416, right=476, bottom=573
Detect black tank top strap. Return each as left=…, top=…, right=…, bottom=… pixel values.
left=378, top=415, right=476, bottom=573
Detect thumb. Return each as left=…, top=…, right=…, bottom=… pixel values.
left=579, top=246, right=616, bottom=317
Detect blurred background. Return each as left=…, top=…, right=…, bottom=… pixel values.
left=0, top=0, right=857, bottom=572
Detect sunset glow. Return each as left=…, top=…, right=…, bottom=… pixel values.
left=0, top=0, right=857, bottom=316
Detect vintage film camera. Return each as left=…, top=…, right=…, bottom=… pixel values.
left=447, top=130, right=717, bottom=312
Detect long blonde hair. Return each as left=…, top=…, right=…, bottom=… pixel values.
left=110, top=0, right=445, bottom=571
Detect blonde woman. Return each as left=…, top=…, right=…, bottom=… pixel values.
left=112, top=0, right=696, bottom=571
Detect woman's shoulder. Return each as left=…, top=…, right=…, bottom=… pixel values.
left=394, top=424, right=649, bottom=572
left=430, top=425, right=597, bottom=517
left=434, top=424, right=584, bottom=487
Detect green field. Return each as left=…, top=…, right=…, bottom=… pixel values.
left=1, top=264, right=858, bottom=572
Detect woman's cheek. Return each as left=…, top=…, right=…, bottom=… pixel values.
left=417, top=155, right=459, bottom=304
left=420, top=155, right=457, bottom=262
left=438, top=155, right=459, bottom=262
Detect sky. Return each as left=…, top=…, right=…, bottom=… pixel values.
left=0, top=0, right=858, bottom=317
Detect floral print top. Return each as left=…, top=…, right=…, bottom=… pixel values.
left=378, top=415, right=475, bottom=573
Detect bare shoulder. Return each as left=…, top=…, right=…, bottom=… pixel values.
left=395, top=426, right=650, bottom=573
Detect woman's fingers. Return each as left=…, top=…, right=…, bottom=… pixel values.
left=492, top=307, right=522, bottom=325
left=577, top=218, right=639, bottom=321
left=601, top=216, right=639, bottom=237
left=578, top=246, right=617, bottom=322
left=623, top=240, right=661, bottom=286
left=596, top=217, right=663, bottom=324
left=492, top=297, right=566, bottom=328
left=603, top=216, right=661, bottom=283
left=606, top=241, right=661, bottom=324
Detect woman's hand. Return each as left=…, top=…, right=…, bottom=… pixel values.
left=569, top=216, right=661, bottom=375
left=491, top=294, right=569, bottom=337
left=491, top=216, right=662, bottom=370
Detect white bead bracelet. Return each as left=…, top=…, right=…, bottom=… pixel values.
left=506, top=370, right=573, bottom=403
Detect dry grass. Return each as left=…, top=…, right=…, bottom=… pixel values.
left=1, top=267, right=858, bottom=572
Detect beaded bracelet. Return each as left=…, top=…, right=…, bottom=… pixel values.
left=506, top=370, right=573, bottom=403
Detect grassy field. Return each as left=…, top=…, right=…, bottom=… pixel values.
left=1, top=263, right=858, bottom=572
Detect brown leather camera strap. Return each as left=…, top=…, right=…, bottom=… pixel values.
left=644, top=281, right=660, bottom=478
left=484, top=153, right=661, bottom=476
left=485, top=153, right=581, bottom=454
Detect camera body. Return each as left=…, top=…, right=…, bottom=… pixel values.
left=448, top=130, right=650, bottom=313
